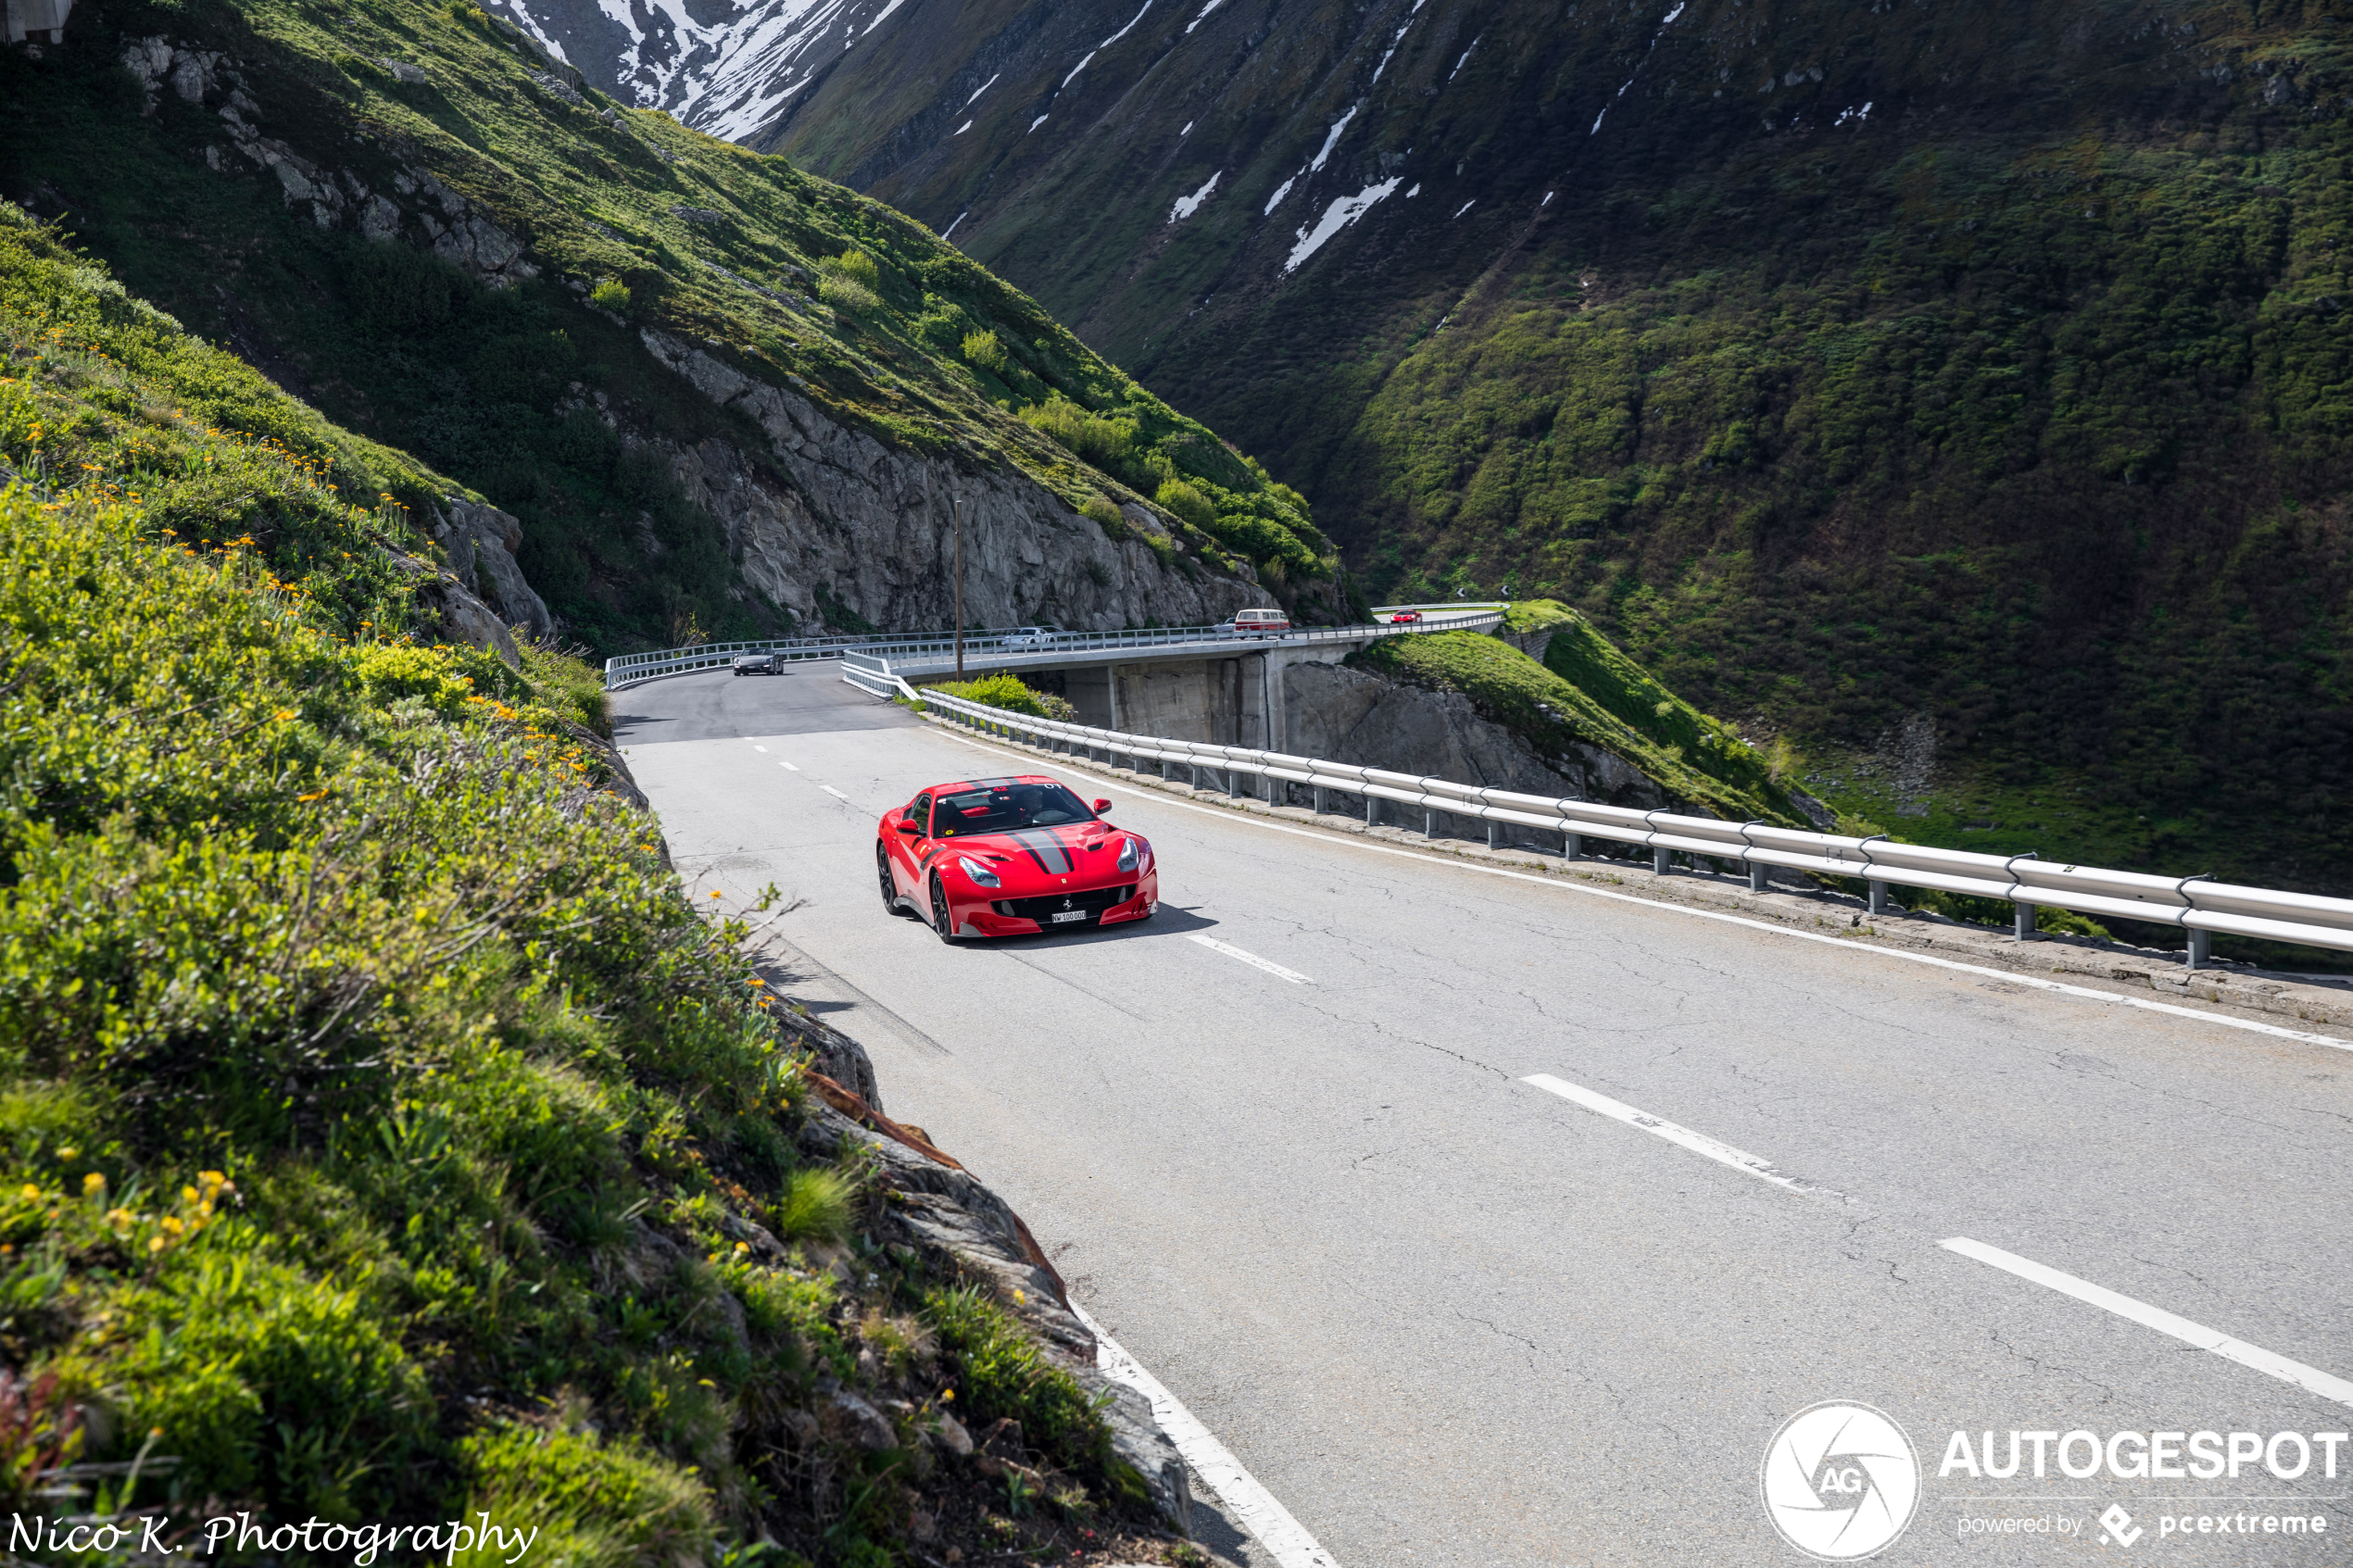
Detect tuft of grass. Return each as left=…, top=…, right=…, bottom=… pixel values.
left=771, top=1167, right=855, bottom=1245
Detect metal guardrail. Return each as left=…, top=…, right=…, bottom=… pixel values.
left=887, top=684, right=2353, bottom=971
left=616, top=608, right=1505, bottom=688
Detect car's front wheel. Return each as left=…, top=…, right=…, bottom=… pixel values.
left=876, top=841, right=900, bottom=915
left=929, top=874, right=959, bottom=944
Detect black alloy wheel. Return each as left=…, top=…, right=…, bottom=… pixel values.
left=875, top=841, right=900, bottom=914
left=930, top=874, right=958, bottom=944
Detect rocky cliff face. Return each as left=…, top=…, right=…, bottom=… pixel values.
left=641, top=329, right=1270, bottom=632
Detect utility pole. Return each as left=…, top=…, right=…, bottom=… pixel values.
left=952, top=495, right=966, bottom=676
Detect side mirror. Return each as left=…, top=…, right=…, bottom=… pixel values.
left=1092, top=799, right=1113, bottom=814
left=896, top=820, right=923, bottom=835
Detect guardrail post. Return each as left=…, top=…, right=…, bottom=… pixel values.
left=1228, top=769, right=1243, bottom=798
left=1424, top=809, right=1439, bottom=839
left=1366, top=795, right=1378, bottom=827
left=1487, top=820, right=1501, bottom=849
left=1652, top=847, right=1671, bottom=877
left=1565, top=832, right=1580, bottom=859
left=1747, top=860, right=1768, bottom=893
left=2014, top=902, right=2037, bottom=942
left=1869, top=880, right=1889, bottom=916
left=1313, top=785, right=1327, bottom=815
left=2186, top=929, right=2211, bottom=971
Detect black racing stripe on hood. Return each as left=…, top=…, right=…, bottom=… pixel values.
left=1005, top=827, right=1072, bottom=875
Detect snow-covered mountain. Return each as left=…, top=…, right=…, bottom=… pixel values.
left=484, top=0, right=910, bottom=139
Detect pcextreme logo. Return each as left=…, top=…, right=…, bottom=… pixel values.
left=1762, top=1401, right=1923, bottom=1561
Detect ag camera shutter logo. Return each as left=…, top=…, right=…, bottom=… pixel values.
left=1761, top=1401, right=1922, bottom=1561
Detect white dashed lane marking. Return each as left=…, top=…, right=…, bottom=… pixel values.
left=1941, top=1237, right=2353, bottom=1411
left=1186, top=934, right=1311, bottom=985
left=819, top=784, right=850, bottom=801
left=1521, top=1073, right=1822, bottom=1194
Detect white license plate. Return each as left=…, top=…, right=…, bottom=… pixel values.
left=1051, top=910, right=1089, bottom=923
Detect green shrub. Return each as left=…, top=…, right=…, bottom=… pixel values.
left=962, top=329, right=1008, bottom=372
left=1154, top=479, right=1214, bottom=530
left=588, top=276, right=631, bottom=313
left=351, top=642, right=474, bottom=714
left=928, top=673, right=1074, bottom=721
left=1080, top=495, right=1127, bottom=539
left=819, top=273, right=880, bottom=314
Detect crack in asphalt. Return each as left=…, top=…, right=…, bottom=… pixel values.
left=1988, top=1330, right=2120, bottom=1404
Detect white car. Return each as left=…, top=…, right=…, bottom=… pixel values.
left=1000, top=626, right=1061, bottom=651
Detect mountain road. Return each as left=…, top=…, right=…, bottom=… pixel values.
left=617, top=666, right=2353, bottom=1567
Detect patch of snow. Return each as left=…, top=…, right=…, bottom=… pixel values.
left=1308, top=105, right=1357, bottom=173
left=1181, top=120, right=1193, bottom=134
left=1284, top=176, right=1403, bottom=272
left=954, top=119, right=973, bottom=133
left=1834, top=100, right=1873, bottom=125
left=1066, top=0, right=1154, bottom=84
left=863, top=0, right=909, bottom=31
left=1405, top=182, right=1420, bottom=196
left=1264, top=175, right=1297, bottom=213
left=1169, top=169, right=1222, bottom=221
left=1591, top=107, right=1608, bottom=134
left=1186, top=0, right=1226, bottom=33
left=1452, top=199, right=1474, bottom=218
left=942, top=210, right=968, bottom=241
left=1541, top=190, right=1554, bottom=206
left=964, top=71, right=1000, bottom=106
left=1449, top=37, right=1478, bottom=81
left=1029, top=114, right=1050, bottom=132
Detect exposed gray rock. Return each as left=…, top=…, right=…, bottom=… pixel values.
left=641, top=329, right=1272, bottom=633
left=529, top=69, right=586, bottom=107
left=1285, top=659, right=1668, bottom=810
left=829, top=1390, right=898, bottom=1451
left=379, top=57, right=428, bottom=82
left=378, top=548, right=524, bottom=669
left=432, top=496, right=554, bottom=637
left=669, top=204, right=725, bottom=224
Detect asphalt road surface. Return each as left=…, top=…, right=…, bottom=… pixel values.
left=618, top=667, right=2353, bottom=1568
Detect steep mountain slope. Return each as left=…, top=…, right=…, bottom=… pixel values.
left=558, top=0, right=2353, bottom=893
left=1, top=0, right=1340, bottom=658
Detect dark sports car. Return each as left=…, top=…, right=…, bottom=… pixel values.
left=877, top=775, right=1158, bottom=942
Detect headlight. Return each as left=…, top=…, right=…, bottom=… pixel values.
left=1116, top=836, right=1145, bottom=873
left=956, top=855, right=1001, bottom=888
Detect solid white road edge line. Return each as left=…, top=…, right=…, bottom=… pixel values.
left=1067, top=1299, right=1343, bottom=1568
left=1186, top=933, right=1312, bottom=984
left=928, top=730, right=2353, bottom=1054
left=819, top=784, right=850, bottom=801
left=1940, top=1237, right=2353, bottom=1411
left=1522, top=1073, right=1818, bottom=1194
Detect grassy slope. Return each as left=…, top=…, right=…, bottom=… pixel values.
left=0, top=0, right=1331, bottom=653
left=0, top=210, right=1164, bottom=1566
left=1348, top=601, right=1814, bottom=826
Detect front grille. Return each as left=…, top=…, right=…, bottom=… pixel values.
left=994, top=884, right=1136, bottom=922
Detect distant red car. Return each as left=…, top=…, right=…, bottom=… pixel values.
left=877, top=775, right=1158, bottom=942
left=1389, top=609, right=1421, bottom=623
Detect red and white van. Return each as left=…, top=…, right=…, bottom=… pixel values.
left=1232, top=608, right=1290, bottom=637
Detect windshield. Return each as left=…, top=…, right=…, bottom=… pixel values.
left=930, top=783, right=1096, bottom=836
